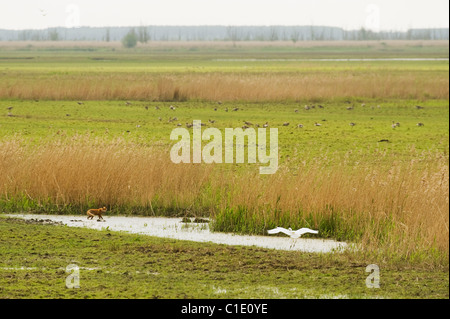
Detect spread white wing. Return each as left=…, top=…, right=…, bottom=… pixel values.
left=297, top=228, right=319, bottom=235
left=292, top=228, right=319, bottom=238
left=268, top=227, right=318, bottom=238
left=267, top=227, right=292, bottom=236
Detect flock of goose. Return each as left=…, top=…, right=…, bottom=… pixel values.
left=4, top=102, right=427, bottom=130
left=146, top=102, right=428, bottom=130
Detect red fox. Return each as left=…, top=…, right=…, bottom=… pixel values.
left=87, top=207, right=107, bottom=220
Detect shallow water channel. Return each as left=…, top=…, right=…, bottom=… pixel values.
left=7, top=214, right=348, bottom=253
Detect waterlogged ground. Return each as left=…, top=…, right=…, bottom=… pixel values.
left=0, top=215, right=448, bottom=299
left=6, top=214, right=348, bottom=253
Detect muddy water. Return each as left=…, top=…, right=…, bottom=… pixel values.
left=6, top=214, right=349, bottom=253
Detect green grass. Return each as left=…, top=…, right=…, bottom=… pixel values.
left=1, top=216, right=448, bottom=299
left=1, top=48, right=448, bottom=74
left=1, top=98, right=448, bottom=161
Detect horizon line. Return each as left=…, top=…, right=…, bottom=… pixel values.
left=2, top=25, right=449, bottom=32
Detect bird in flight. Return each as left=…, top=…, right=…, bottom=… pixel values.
left=267, top=227, right=319, bottom=239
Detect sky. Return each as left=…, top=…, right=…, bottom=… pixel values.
left=1, top=0, right=449, bottom=31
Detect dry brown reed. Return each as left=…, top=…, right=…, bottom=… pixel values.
left=216, top=155, right=449, bottom=260
left=0, top=138, right=213, bottom=211
left=1, top=72, right=448, bottom=101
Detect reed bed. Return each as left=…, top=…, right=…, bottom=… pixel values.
left=0, top=137, right=448, bottom=264
left=1, top=71, right=448, bottom=101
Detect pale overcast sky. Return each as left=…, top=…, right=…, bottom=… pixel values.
left=1, top=0, right=449, bottom=31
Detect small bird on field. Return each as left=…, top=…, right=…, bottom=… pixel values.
left=297, top=124, right=304, bottom=128
left=77, top=102, right=83, bottom=105
left=417, top=122, right=424, bottom=127
left=170, top=105, right=176, bottom=110
left=262, top=122, right=269, bottom=128
left=6, top=106, right=13, bottom=111
left=282, top=122, right=289, bottom=126
left=244, top=121, right=253, bottom=126
left=232, top=107, right=239, bottom=112
left=314, top=122, right=322, bottom=127
left=349, top=122, right=356, bottom=127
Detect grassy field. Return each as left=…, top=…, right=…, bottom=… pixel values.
left=0, top=41, right=448, bottom=298
left=0, top=40, right=448, bottom=101
left=1, top=99, right=448, bottom=152
left=0, top=216, right=448, bottom=299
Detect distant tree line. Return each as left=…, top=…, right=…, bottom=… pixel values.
left=1, top=25, right=448, bottom=43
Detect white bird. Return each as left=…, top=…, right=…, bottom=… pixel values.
left=267, top=227, right=318, bottom=239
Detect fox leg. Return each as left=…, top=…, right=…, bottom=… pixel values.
left=87, top=211, right=95, bottom=219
